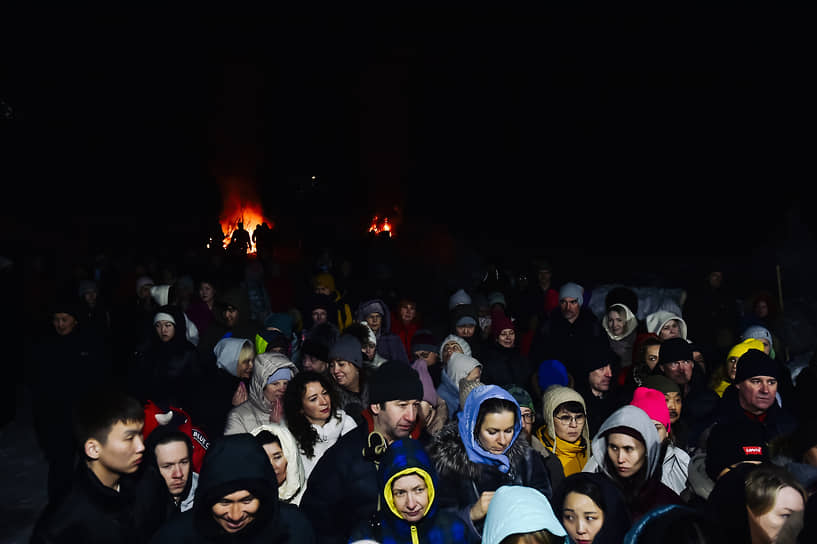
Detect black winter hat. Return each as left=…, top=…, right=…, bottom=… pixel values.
left=368, top=360, right=424, bottom=405
left=658, top=337, right=694, bottom=366
left=734, top=348, right=779, bottom=383
left=328, top=334, right=363, bottom=368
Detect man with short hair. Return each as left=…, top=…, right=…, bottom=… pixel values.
left=147, top=427, right=198, bottom=515
left=573, top=338, right=626, bottom=438
left=300, top=360, right=425, bottom=544
left=715, top=349, right=798, bottom=441
left=31, top=390, right=150, bottom=543
left=151, top=433, right=314, bottom=542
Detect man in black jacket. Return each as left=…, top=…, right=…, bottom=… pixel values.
left=30, top=390, right=151, bottom=543
left=150, top=433, right=314, bottom=543
left=299, top=360, right=425, bottom=544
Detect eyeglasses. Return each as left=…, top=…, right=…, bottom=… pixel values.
left=554, top=414, right=586, bottom=426
left=521, top=413, right=535, bottom=422
left=665, top=360, right=694, bottom=369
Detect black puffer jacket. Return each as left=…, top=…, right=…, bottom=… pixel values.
left=150, top=433, right=314, bottom=543
left=427, top=421, right=552, bottom=539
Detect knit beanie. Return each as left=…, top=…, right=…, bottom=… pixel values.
left=267, top=368, right=293, bottom=384
left=264, top=312, right=294, bottom=338
left=578, top=338, right=618, bottom=375
left=642, top=374, right=681, bottom=396
left=705, top=421, right=769, bottom=481
left=328, top=334, right=363, bottom=368
left=741, top=325, right=773, bottom=346
left=78, top=280, right=97, bottom=297
left=630, top=387, right=671, bottom=433
left=312, top=272, right=336, bottom=292
left=504, top=384, right=534, bottom=412
left=456, top=314, right=477, bottom=327
left=301, top=337, right=329, bottom=362
left=490, top=308, right=515, bottom=341
left=368, top=360, right=424, bottom=405
left=487, top=291, right=506, bottom=308
left=448, top=288, right=472, bottom=310
left=734, top=349, right=779, bottom=383
left=559, top=282, right=584, bottom=306
left=410, top=329, right=438, bottom=355
left=658, top=337, right=694, bottom=366
left=537, top=359, right=570, bottom=391
left=726, top=338, right=766, bottom=364
left=447, top=352, right=482, bottom=385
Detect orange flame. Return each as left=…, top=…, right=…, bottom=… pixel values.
left=214, top=178, right=275, bottom=254
left=368, top=215, right=394, bottom=237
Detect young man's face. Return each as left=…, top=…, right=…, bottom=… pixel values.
left=211, top=490, right=260, bottom=534
left=372, top=400, right=420, bottom=443
left=311, top=308, right=328, bottom=325
left=391, top=473, right=429, bottom=522
left=399, top=303, right=417, bottom=323
left=155, top=440, right=191, bottom=500
left=92, top=420, right=145, bottom=475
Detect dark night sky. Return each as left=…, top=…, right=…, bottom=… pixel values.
left=1, top=14, right=810, bottom=268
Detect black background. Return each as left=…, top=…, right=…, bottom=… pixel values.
left=1, top=13, right=810, bottom=278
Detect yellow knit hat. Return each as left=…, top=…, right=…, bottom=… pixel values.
left=726, top=338, right=766, bottom=362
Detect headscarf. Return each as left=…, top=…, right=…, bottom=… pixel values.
left=458, top=384, right=521, bottom=474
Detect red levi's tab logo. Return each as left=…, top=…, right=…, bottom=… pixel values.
left=743, top=446, right=763, bottom=455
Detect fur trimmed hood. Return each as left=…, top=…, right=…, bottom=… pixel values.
left=428, top=420, right=532, bottom=482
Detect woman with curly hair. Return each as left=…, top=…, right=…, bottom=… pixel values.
left=282, top=370, right=358, bottom=481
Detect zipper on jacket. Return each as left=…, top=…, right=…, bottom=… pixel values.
left=411, top=524, right=419, bottom=544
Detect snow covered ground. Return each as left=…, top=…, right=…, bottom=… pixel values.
left=0, top=387, right=48, bottom=544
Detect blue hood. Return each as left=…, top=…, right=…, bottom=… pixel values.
left=458, top=384, right=521, bottom=474
left=482, top=485, right=566, bottom=544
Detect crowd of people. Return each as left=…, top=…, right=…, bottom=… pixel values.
left=9, top=238, right=817, bottom=543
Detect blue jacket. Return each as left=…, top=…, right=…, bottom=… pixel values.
left=349, top=438, right=477, bottom=544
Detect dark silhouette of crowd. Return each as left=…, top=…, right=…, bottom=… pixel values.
left=5, top=233, right=817, bottom=544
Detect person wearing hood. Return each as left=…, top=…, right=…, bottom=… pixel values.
left=436, top=351, right=482, bottom=421
left=479, top=307, right=532, bottom=389
left=449, top=301, right=483, bottom=361
left=391, top=295, right=423, bottom=362
left=150, top=433, right=315, bottom=543
left=551, top=471, right=633, bottom=544
left=532, top=385, right=591, bottom=493
left=344, top=321, right=388, bottom=371
left=139, top=426, right=199, bottom=533
left=644, top=310, right=689, bottom=342
left=350, top=437, right=478, bottom=544
left=250, top=423, right=306, bottom=506
left=356, top=298, right=409, bottom=364
left=582, top=387, right=690, bottom=498
left=603, top=303, right=639, bottom=368
left=427, top=384, right=552, bottom=541
left=482, top=485, right=566, bottom=544
left=223, top=352, right=298, bottom=434
left=197, top=337, right=256, bottom=440
left=582, top=405, right=682, bottom=522
left=128, top=304, right=205, bottom=422
left=149, top=285, right=200, bottom=347
left=328, top=333, right=370, bottom=418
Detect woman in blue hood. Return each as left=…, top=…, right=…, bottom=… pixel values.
left=349, top=437, right=477, bottom=544
left=427, top=384, right=552, bottom=541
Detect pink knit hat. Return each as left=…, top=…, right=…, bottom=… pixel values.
left=630, top=386, right=671, bottom=434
